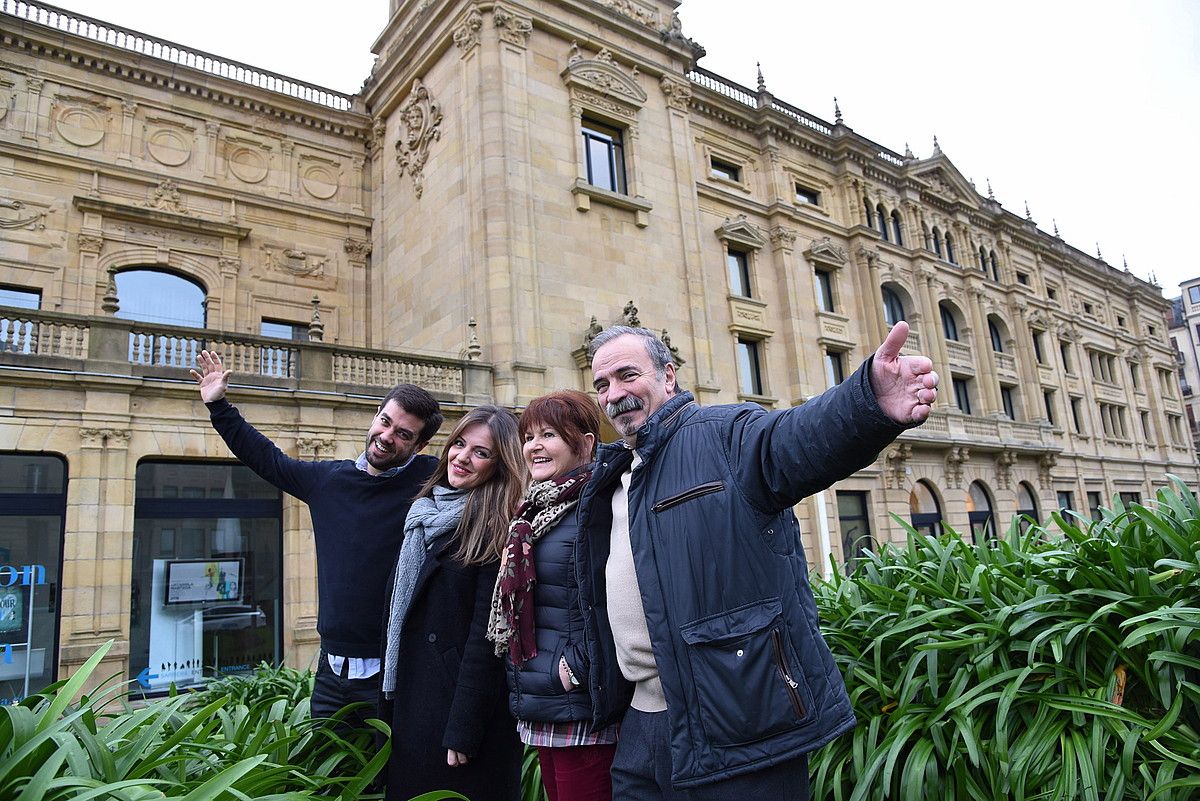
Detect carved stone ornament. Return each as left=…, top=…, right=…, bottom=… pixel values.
left=769, top=226, right=797, bottom=252
left=296, top=437, right=335, bottom=459
left=77, top=233, right=103, bottom=253
left=493, top=5, right=532, bottom=48
left=80, top=427, right=131, bottom=448
left=659, top=75, right=692, bottom=111
left=806, top=237, right=847, bottom=268
left=52, top=94, right=110, bottom=147
left=367, top=116, right=387, bottom=155
left=1037, top=452, right=1057, bottom=490
left=0, top=198, right=49, bottom=230
left=453, top=8, right=483, bottom=52
left=395, top=78, right=443, bottom=199
left=945, top=446, right=970, bottom=489
left=562, top=42, right=647, bottom=111
left=595, top=0, right=658, bottom=27
left=344, top=238, right=372, bottom=261
left=143, top=179, right=186, bottom=214
left=661, top=329, right=686, bottom=367
left=623, top=300, right=641, bottom=327
left=263, top=245, right=327, bottom=277
left=0, top=78, right=12, bottom=124
left=995, top=449, right=1017, bottom=490
left=715, top=214, right=767, bottom=250
left=883, top=443, right=912, bottom=489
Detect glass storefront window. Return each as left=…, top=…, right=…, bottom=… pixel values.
left=130, top=462, right=282, bottom=695
left=0, top=453, right=66, bottom=705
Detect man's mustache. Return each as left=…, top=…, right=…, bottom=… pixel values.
left=606, top=396, right=644, bottom=418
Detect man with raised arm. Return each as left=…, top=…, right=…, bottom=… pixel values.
left=191, top=350, right=443, bottom=727
left=575, top=322, right=937, bottom=799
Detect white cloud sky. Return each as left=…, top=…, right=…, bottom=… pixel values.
left=49, top=0, right=1200, bottom=299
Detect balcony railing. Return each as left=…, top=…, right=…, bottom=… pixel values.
left=0, top=0, right=354, bottom=111
left=0, top=308, right=482, bottom=400
left=903, top=408, right=1057, bottom=449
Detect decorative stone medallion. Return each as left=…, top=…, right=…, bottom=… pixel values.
left=227, top=145, right=269, bottom=184
left=301, top=163, right=339, bottom=199
left=146, top=127, right=192, bottom=166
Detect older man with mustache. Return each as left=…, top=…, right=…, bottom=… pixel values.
left=192, top=350, right=443, bottom=729
left=574, top=323, right=937, bottom=800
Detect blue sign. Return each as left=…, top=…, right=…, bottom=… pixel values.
left=0, top=564, right=46, bottom=587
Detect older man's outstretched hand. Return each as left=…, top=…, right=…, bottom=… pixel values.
left=869, top=321, right=939, bottom=425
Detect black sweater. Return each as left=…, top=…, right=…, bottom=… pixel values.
left=207, top=398, right=436, bottom=657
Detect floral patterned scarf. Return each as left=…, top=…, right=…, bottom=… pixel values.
left=486, top=469, right=591, bottom=665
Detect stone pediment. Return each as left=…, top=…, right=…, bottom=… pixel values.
left=562, top=43, right=647, bottom=110
left=910, top=155, right=979, bottom=208
left=805, top=236, right=847, bottom=269
left=714, top=215, right=767, bottom=250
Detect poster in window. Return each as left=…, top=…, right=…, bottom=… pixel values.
left=164, top=558, right=243, bottom=605
left=0, top=587, right=25, bottom=634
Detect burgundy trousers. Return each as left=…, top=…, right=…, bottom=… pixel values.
left=536, top=743, right=619, bottom=801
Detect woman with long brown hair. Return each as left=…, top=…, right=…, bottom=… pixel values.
left=381, top=405, right=525, bottom=801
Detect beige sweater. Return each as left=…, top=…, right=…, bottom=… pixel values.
left=605, top=453, right=667, bottom=712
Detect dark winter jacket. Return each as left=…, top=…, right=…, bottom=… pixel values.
left=383, top=542, right=521, bottom=801
left=504, top=506, right=593, bottom=723
left=576, top=358, right=907, bottom=788
left=206, top=398, right=436, bottom=657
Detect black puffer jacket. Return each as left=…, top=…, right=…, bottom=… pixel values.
left=504, top=508, right=593, bottom=722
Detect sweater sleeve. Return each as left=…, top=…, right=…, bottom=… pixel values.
left=206, top=398, right=325, bottom=501
left=729, top=355, right=908, bottom=514
left=444, top=562, right=506, bottom=755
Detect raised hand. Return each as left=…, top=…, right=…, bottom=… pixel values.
left=189, top=350, right=232, bottom=404
left=869, top=321, right=939, bottom=424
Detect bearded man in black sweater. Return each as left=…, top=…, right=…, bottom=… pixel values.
left=191, top=349, right=442, bottom=728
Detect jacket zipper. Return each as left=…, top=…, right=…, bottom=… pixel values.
left=651, top=481, right=725, bottom=513
left=771, top=629, right=806, bottom=718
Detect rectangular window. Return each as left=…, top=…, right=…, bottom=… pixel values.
left=952, top=377, right=972, bottom=414
left=1116, top=315, right=1126, bottom=329
left=260, top=320, right=307, bottom=341
left=129, top=462, right=283, bottom=695
left=836, top=491, right=872, bottom=575
left=1059, top=340, right=1074, bottom=374
left=0, top=286, right=41, bottom=310
left=1056, top=490, right=1074, bottom=512
left=0, top=453, right=67, bottom=703
left=1087, top=491, right=1103, bottom=522
left=1141, top=410, right=1151, bottom=441
left=1070, top=396, right=1084, bottom=434
left=710, top=157, right=740, bottom=182
left=1129, top=362, right=1141, bottom=391
left=1043, top=390, right=1055, bottom=424
left=726, top=250, right=751, bottom=297
left=736, top=338, right=764, bottom=396
left=814, top=269, right=835, bottom=312
left=581, top=118, right=626, bottom=194
left=1016, top=272, right=1029, bottom=286
left=824, top=349, right=845, bottom=388
left=1032, top=330, right=1045, bottom=364
left=258, top=321, right=303, bottom=379
left=1001, top=385, right=1016, bottom=420
left=1190, top=286, right=1200, bottom=305
left=794, top=184, right=820, bottom=205
left=1119, top=491, right=1141, bottom=506
left=1047, top=286, right=1058, bottom=301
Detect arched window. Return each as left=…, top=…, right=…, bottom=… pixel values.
left=909, top=480, right=943, bottom=537
left=978, top=246, right=988, bottom=272
left=864, top=198, right=875, bottom=228
left=1017, top=482, right=1039, bottom=529
left=882, top=286, right=906, bottom=326
left=114, top=269, right=206, bottom=328
left=944, top=232, right=957, bottom=264
left=988, top=318, right=1005, bottom=352
left=876, top=204, right=889, bottom=241
left=932, top=226, right=943, bottom=258
left=989, top=250, right=1000, bottom=281
left=891, top=210, right=904, bottom=246
left=940, top=302, right=959, bottom=341
left=967, top=481, right=995, bottom=543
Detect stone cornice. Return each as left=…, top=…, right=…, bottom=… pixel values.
left=73, top=196, right=250, bottom=240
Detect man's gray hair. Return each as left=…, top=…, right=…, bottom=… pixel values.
left=587, top=325, right=674, bottom=377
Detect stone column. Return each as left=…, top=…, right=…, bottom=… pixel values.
left=203, top=121, right=220, bottom=179
left=967, top=284, right=1001, bottom=414
left=22, top=77, right=43, bottom=141
left=917, top=266, right=951, bottom=410
left=117, top=100, right=136, bottom=164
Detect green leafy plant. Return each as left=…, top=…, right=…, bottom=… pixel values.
left=810, top=479, right=1200, bottom=801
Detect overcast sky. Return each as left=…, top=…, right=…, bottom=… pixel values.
left=52, top=0, right=1200, bottom=300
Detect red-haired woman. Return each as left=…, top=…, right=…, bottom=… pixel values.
left=487, top=390, right=623, bottom=801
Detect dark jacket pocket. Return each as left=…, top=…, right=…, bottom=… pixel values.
left=652, top=481, right=725, bottom=513
left=679, top=597, right=810, bottom=747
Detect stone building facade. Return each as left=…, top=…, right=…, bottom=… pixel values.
left=1, top=0, right=1194, bottom=695
left=1167, top=280, right=1200, bottom=450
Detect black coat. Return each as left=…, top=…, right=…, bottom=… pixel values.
left=577, top=358, right=908, bottom=788
left=383, top=542, right=521, bottom=801
left=504, top=508, right=593, bottom=722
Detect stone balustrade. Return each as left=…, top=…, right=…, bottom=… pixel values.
left=0, top=308, right=486, bottom=401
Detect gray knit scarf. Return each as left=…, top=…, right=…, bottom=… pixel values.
left=381, top=484, right=467, bottom=697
